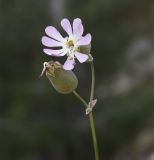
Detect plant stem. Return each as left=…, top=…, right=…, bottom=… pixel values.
left=89, top=61, right=100, bottom=160
left=90, top=62, right=95, bottom=100
left=73, top=90, right=88, bottom=108
left=73, top=62, right=100, bottom=160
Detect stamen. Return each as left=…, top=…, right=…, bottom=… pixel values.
left=67, top=40, right=74, bottom=47
left=39, top=62, right=48, bottom=77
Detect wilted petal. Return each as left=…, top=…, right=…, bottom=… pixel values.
left=76, top=33, right=92, bottom=46
left=61, top=18, right=73, bottom=36
left=41, top=36, right=62, bottom=47
left=73, top=18, right=83, bottom=38
left=63, top=58, right=75, bottom=70
left=75, top=52, right=88, bottom=63
left=43, top=48, right=65, bottom=56
left=45, top=26, right=64, bottom=42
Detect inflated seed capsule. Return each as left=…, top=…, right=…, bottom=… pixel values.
left=41, top=61, right=78, bottom=94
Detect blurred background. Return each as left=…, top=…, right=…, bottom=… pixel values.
left=1, top=0, right=154, bottom=160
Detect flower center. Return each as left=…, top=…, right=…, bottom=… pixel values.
left=64, top=38, right=80, bottom=60
left=65, top=40, right=76, bottom=59
left=66, top=40, right=74, bottom=48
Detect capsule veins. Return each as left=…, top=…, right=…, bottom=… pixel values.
left=43, top=61, right=78, bottom=94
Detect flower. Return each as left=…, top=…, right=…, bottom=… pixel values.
left=41, top=18, right=92, bottom=70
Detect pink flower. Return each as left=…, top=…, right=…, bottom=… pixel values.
left=41, top=18, right=92, bottom=70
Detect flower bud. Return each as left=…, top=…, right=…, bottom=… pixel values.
left=41, top=61, right=78, bottom=94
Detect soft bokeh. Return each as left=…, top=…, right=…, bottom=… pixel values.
left=1, top=0, right=154, bottom=160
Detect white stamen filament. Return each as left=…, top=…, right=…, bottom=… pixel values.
left=63, top=37, right=78, bottom=60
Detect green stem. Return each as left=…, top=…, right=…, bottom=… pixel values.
left=90, top=62, right=95, bottom=100
left=73, top=62, right=100, bottom=160
left=89, top=112, right=99, bottom=160
left=73, top=90, right=88, bottom=108
left=89, top=62, right=100, bottom=160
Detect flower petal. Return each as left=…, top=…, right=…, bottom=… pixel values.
left=75, top=52, right=88, bottom=63
left=59, top=49, right=68, bottom=56
left=43, top=48, right=65, bottom=56
left=76, top=33, right=92, bottom=46
left=41, top=36, right=62, bottom=47
left=45, top=26, right=64, bottom=42
left=73, top=18, right=83, bottom=38
left=63, top=58, right=75, bottom=70
left=61, top=18, right=72, bottom=36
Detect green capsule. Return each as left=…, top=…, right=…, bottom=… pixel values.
left=41, top=61, right=78, bottom=94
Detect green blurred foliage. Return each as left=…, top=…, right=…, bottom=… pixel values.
left=1, top=0, right=154, bottom=160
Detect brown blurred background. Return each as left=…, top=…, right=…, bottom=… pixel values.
left=1, top=0, right=154, bottom=160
